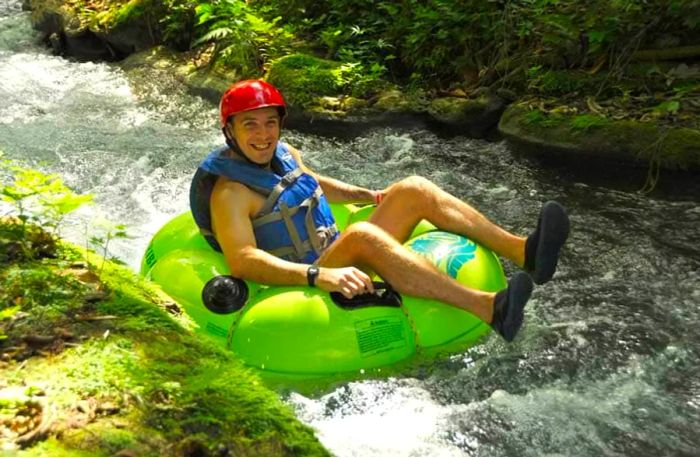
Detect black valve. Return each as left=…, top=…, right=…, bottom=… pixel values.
left=201, top=275, right=248, bottom=314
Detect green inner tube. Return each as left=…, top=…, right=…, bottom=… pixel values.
left=141, top=204, right=506, bottom=383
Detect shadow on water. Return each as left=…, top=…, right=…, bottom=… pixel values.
left=508, top=144, right=700, bottom=200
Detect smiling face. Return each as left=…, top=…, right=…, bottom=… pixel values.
left=229, top=107, right=281, bottom=165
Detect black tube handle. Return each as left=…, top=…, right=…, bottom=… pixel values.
left=330, top=281, right=402, bottom=310
left=202, top=275, right=248, bottom=314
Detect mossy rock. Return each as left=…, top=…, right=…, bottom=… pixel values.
left=184, top=66, right=233, bottom=104
left=29, top=0, right=153, bottom=60
left=119, top=46, right=184, bottom=71
left=427, top=95, right=497, bottom=123
left=266, top=54, right=346, bottom=108
left=372, top=89, right=413, bottom=113
left=499, top=105, right=700, bottom=170
left=341, top=96, right=369, bottom=112
left=29, top=0, right=76, bottom=35
left=118, top=47, right=232, bottom=104
left=427, top=94, right=507, bottom=137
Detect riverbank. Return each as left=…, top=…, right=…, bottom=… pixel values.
left=24, top=0, right=700, bottom=174
left=0, top=218, right=329, bottom=456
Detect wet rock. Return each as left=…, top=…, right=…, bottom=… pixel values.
left=62, top=28, right=117, bottom=61
left=318, top=96, right=343, bottom=111
left=427, top=93, right=508, bottom=138
left=495, top=88, right=518, bottom=103
left=29, top=0, right=151, bottom=61
left=341, top=96, right=369, bottom=112
left=373, top=89, right=413, bottom=112
left=185, top=67, right=231, bottom=104
left=93, top=15, right=155, bottom=57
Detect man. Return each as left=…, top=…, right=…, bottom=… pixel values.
left=190, top=80, right=570, bottom=342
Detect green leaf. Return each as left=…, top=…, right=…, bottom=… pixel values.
left=654, top=100, right=681, bottom=113
left=588, top=30, right=607, bottom=43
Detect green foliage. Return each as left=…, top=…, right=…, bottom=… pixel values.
left=63, top=0, right=700, bottom=97
left=266, top=54, right=343, bottom=106
left=265, top=53, right=389, bottom=107
left=194, top=0, right=293, bottom=76
left=522, top=109, right=561, bottom=127
left=527, top=66, right=591, bottom=96
left=570, top=113, right=609, bottom=131
left=0, top=221, right=58, bottom=263
left=159, top=0, right=199, bottom=50
left=652, top=100, right=681, bottom=114
left=85, top=219, right=132, bottom=278
left=0, top=264, right=88, bottom=344
left=0, top=305, right=20, bottom=342
left=66, top=0, right=199, bottom=51
left=1, top=154, right=93, bottom=234
left=253, top=0, right=700, bottom=88
left=1, top=153, right=93, bottom=260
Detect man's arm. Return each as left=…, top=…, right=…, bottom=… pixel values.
left=287, top=145, right=382, bottom=204
left=211, top=179, right=308, bottom=285
left=210, top=178, right=374, bottom=297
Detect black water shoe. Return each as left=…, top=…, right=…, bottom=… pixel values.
left=524, top=201, right=570, bottom=285
left=491, top=272, right=533, bottom=342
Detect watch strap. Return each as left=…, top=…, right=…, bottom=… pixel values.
left=307, top=265, right=319, bottom=287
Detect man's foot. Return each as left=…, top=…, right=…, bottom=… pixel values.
left=524, top=201, right=570, bottom=285
left=491, top=272, right=533, bottom=342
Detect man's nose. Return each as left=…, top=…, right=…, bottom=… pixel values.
left=263, top=126, right=276, bottom=138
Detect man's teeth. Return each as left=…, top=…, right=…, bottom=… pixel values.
left=252, top=144, right=270, bottom=150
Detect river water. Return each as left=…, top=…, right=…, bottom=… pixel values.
left=2, top=3, right=700, bottom=456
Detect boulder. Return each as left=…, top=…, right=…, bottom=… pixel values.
left=184, top=66, right=232, bottom=104
left=29, top=0, right=153, bottom=61
left=498, top=105, right=700, bottom=171
left=428, top=93, right=507, bottom=138
left=372, top=89, right=414, bottom=113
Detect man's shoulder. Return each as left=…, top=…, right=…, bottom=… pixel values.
left=211, top=177, right=254, bottom=204
left=210, top=177, right=263, bottom=219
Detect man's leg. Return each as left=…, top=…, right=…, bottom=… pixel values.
left=370, top=176, right=569, bottom=284
left=317, top=221, right=532, bottom=341
left=370, top=176, right=526, bottom=264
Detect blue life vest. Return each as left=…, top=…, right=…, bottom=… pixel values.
left=190, top=142, right=339, bottom=264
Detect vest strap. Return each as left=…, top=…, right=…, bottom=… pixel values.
left=251, top=187, right=322, bottom=227
left=251, top=187, right=338, bottom=261
left=258, top=168, right=303, bottom=216
left=302, top=189, right=339, bottom=254
left=252, top=205, right=299, bottom=227
left=267, top=241, right=313, bottom=259
left=305, top=192, right=325, bottom=253
left=279, top=201, right=307, bottom=258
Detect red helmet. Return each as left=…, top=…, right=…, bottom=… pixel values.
left=219, top=80, right=287, bottom=128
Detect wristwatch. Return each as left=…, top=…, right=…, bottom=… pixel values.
left=307, top=265, right=320, bottom=287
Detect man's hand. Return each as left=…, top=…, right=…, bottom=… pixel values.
left=316, top=267, right=375, bottom=298
left=373, top=188, right=387, bottom=205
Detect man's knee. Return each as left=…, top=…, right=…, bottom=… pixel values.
left=341, top=222, right=389, bottom=252
left=388, top=175, right=436, bottom=201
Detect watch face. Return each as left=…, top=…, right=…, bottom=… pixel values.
left=308, top=266, right=319, bottom=286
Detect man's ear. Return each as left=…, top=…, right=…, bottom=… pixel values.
left=223, top=122, right=235, bottom=140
